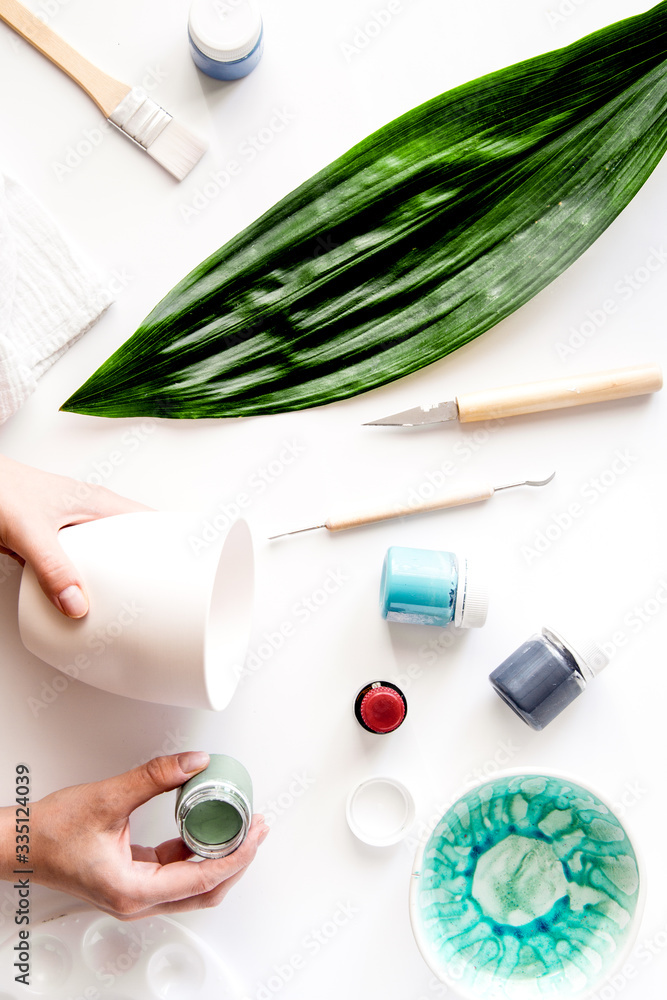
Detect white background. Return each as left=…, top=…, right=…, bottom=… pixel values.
left=0, top=0, right=666, bottom=997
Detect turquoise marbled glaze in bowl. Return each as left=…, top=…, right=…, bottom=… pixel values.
left=410, top=773, right=642, bottom=999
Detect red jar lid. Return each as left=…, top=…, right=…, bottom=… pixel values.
left=360, top=685, right=406, bottom=733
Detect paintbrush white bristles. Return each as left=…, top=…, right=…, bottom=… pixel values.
left=107, top=87, right=206, bottom=181
left=146, top=118, right=208, bottom=181
left=0, top=0, right=207, bottom=181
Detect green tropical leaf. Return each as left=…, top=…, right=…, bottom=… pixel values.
left=62, top=2, right=667, bottom=419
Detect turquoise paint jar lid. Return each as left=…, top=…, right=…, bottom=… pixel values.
left=380, top=546, right=487, bottom=629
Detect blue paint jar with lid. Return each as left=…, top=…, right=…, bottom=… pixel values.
left=188, top=0, right=264, bottom=81
left=379, top=546, right=488, bottom=629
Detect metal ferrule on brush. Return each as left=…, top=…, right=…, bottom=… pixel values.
left=108, top=87, right=172, bottom=150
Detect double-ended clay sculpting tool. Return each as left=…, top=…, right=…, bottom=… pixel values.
left=269, top=472, right=555, bottom=539
left=364, top=364, right=662, bottom=426
left=0, top=0, right=206, bottom=180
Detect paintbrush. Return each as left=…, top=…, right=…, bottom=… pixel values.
left=0, top=0, right=206, bottom=180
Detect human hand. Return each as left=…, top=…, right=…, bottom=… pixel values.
left=1, top=752, right=269, bottom=919
left=0, top=454, right=150, bottom=618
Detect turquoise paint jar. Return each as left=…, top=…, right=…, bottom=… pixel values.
left=380, top=546, right=487, bottom=628
left=188, top=0, right=264, bottom=81
left=176, top=753, right=253, bottom=858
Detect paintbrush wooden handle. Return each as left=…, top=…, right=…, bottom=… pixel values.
left=456, top=364, right=662, bottom=423
left=325, top=484, right=495, bottom=531
left=0, top=0, right=129, bottom=115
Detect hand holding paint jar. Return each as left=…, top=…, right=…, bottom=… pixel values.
left=0, top=753, right=268, bottom=918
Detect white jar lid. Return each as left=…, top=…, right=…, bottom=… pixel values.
left=543, top=625, right=609, bottom=682
left=189, top=0, right=263, bottom=63
left=346, top=776, right=416, bottom=847
left=454, top=557, right=489, bottom=629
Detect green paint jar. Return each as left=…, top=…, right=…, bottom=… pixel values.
left=176, top=753, right=253, bottom=859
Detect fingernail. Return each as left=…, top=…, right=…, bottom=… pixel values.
left=178, top=751, right=210, bottom=774
left=258, top=825, right=270, bottom=845
left=58, top=585, right=88, bottom=619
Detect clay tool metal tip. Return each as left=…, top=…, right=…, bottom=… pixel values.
left=269, top=472, right=556, bottom=539
left=363, top=364, right=662, bottom=426
left=0, top=0, right=206, bottom=181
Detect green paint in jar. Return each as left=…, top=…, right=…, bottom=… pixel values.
left=176, top=753, right=253, bottom=858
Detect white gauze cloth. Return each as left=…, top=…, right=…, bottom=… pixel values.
left=0, top=174, right=111, bottom=423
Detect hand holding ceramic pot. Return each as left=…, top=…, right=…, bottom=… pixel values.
left=0, top=454, right=150, bottom=618
left=0, top=753, right=269, bottom=919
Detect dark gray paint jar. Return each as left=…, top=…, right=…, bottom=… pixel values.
left=489, top=627, right=608, bottom=730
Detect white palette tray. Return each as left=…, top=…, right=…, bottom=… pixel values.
left=0, top=909, right=239, bottom=998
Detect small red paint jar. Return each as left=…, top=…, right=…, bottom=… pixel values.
left=354, top=680, right=407, bottom=734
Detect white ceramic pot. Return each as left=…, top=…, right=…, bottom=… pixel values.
left=18, top=511, right=254, bottom=711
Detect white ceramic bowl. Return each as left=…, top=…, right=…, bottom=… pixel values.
left=410, top=770, right=644, bottom=1000
left=18, top=511, right=254, bottom=711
